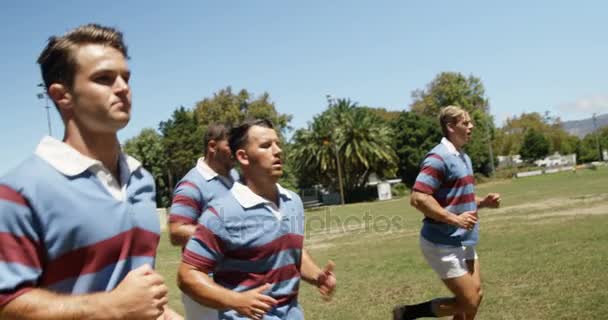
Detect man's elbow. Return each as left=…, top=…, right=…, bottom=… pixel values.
left=410, top=191, right=425, bottom=209
left=177, top=263, right=194, bottom=294
left=168, top=231, right=181, bottom=246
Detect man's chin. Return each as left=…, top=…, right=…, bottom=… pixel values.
left=112, top=120, right=130, bottom=131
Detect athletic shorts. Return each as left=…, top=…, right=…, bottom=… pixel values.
left=182, top=292, right=218, bottom=320
left=419, top=236, right=478, bottom=279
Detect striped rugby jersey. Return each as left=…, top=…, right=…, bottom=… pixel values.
left=0, top=139, right=159, bottom=307
left=183, top=182, right=305, bottom=320
left=413, top=138, right=479, bottom=246
left=169, top=158, right=237, bottom=226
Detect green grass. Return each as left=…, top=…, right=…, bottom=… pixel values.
left=156, top=166, right=608, bottom=319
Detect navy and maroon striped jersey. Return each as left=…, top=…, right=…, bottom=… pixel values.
left=183, top=182, right=305, bottom=319
left=0, top=154, right=159, bottom=307
left=168, top=159, right=236, bottom=226
left=413, top=138, right=479, bottom=246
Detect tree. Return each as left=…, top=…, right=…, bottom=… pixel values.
left=410, top=72, right=489, bottom=116
left=409, top=72, right=495, bottom=175
left=392, top=111, right=442, bottom=187
left=193, top=87, right=292, bottom=134
left=123, top=128, right=170, bottom=207
left=494, top=112, right=579, bottom=156
left=193, top=87, right=296, bottom=190
left=360, top=107, right=401, bottom=123
left=520, top=129, right=550, bottom=162
left=577, top=126, right=608, bottom=163
left=159, top=107, right=202, bottom=191
left=290, top=99, right=398, bottom=202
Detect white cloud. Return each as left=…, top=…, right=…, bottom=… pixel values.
left=557, top=95, right=608, bottom=113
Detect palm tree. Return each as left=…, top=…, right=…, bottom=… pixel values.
left=290, top=98, right=398, bottom=202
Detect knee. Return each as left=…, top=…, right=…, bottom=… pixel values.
left=459, top=289, right=483, bottom=314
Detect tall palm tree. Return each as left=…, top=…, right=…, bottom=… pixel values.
left=290, top=98, right=398, bottom=201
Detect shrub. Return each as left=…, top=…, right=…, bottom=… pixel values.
left=391, top=182, right=409, bottom=198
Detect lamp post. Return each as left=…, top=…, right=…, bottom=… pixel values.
left=37, top=83, right=52, bottom=136
left=486, top=117, right=495, bottom=177
left=593, top=113, right=602, bottom=161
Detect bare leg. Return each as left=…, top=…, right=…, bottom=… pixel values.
left=462, top=259, right=482, bottom=320
left=430, top=262, right=482, bottom=318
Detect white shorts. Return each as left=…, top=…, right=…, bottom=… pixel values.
left=419, top=236, right=478, bottom=279
left=182, top=292, right=218, bottom=320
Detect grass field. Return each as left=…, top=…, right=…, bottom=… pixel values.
left=155, top=166, right=608, bottom=319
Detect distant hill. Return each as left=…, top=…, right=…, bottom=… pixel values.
left=562, top=113, right=608, bottom=138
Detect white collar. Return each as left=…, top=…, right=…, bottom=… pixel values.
left=34, top=136, right=141, bottom=176
left=441, top=137, right=461, bottom=156
left=231, top=181, right=292, bottom=209
left=195, top=157, right=219, bottom=181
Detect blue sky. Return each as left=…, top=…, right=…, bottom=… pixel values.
left=1, top=0, right=607, bottom=175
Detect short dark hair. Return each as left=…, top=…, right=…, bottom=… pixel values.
left=229, top=119, right=275, bottom=157
left=37, top=24, right=128, bottom=92
left=203, top=123, right=229, bottom=156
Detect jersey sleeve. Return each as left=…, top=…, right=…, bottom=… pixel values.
left=169, top=180, right=203, bottom=225
left=182, top=206, right=227, bottom=273
left=413, top=154, right=446, bottom=195
left=0, top=185, right=43, bottom=307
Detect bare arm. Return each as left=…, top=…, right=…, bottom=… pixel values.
left=1, top=289, right=127, bottom=320
left=476, top=193, right=501, bottom=209
left=300, top=250, right=336, bottom=298
left=410, top=190, right=477, bottom=230
left=168, top=222, right=197, bottom=247
left=1, top=265, right=167, bottom=320
left=177, top=262, right=277, bottom=320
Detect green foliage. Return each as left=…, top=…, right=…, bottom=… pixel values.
left=494, top=112, right=579, bottom=156
left=277, top=143, right=299, bottom=194
left=360, top=107, right=401, bottom=123
left=520, top=129, right=550, bottom=161
left=577, top=131, right=604, bottom=162
left=194, top=87, right=295, bottom=189
left=159, top=107, right=203, bottom=190
left=409, top=72, right=495, bottom=176
left=410, top=72, right=489, bottom=116
left=123, top=128, right=171, bottom=207
left=193, top=87, right=292, bottom=135
left=290, top=99, right=398, bottom=199
left=391, top=111, right=442, bottom=187
left=391, top=182, right=409, bottom=198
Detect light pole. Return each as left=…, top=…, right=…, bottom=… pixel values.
left=325, top=94, right=345, bottom=205
left=592, top=113, right=602, bottom=161
left=486, top=117, right=495, bottom=177
left=37, top=83, right=52, bottom=136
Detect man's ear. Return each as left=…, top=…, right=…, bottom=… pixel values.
left=207, top=140, right=218, bottom=154
left=48, top=83, right=73, bottom=117
left=235, top=149, right=248, bottom=166
left=446, top=121, right=456, bottom=134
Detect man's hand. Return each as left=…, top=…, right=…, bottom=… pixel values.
left=110, top=264, right=169, bottom=320
left=232, top=283, right=278, bottom=320
left=316, top=261, right=336, bottom=300
left=453, top=211, right=478, bottom=230
left=157, top=306, right=184, bottom=320
left=479, top=193, right=501, bottom=208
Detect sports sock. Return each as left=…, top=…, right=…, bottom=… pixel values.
left=393, top=300, right=436, bottom=319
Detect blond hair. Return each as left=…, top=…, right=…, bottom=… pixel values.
left=438, top=105, right=467, bottom=137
